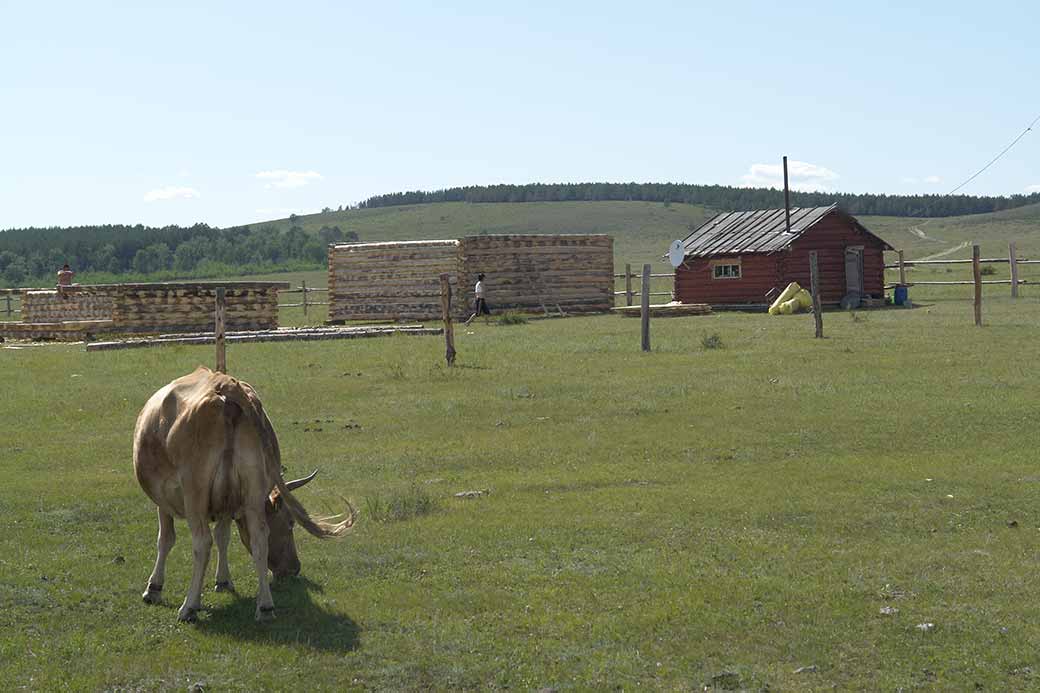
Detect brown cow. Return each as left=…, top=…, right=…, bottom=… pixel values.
left=133, top=366, right=354, bottom=622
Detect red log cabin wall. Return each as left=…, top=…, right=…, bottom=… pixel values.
left=779, top=214, right=886, bottom=303
left=673, top=211, right=886, bottom=305
left=674, top=255, right=780, bottom=304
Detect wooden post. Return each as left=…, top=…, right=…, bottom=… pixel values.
left=439, top=273, right=456, bottom=366
left=4, top=293, right=10, bottom=318
left=898, top=250, right=906, bottom=286
left=640, top=263, right=651, bottom=352
left=809, top=251, right=823, bottom=338
left=625, top=263, right=633, bottom=306
left=973, top=244, right=982, bottom=327
left=301, top=280, right=308, bottom=317
left=1009, top=242, right=1019, bottom=298
left=215, top=287, right=227, bottom=373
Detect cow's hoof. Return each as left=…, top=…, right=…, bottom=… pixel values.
left=142, top=584, right=163, bottom=604
left=214, top=580, right=235, bottom=593
left=255, top=606, right=276, bottom=622
left=177, top=606, right=199, bottom=623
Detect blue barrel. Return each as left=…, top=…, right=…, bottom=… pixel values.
left=894, top=285, right=908, bottom=306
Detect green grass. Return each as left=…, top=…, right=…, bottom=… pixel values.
left=4, top=296, right=1040, bottom=690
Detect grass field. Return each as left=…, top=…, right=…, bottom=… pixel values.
left=4, top=293, right=1040, bottom=690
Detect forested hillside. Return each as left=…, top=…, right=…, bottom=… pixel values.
left=0, top=221, right=354, bottom=287
left=358, top=183, right=1040, bottom=218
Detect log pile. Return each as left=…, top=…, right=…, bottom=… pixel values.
left=458, top=235, right=614, bottom=314
left=328, top=241, right=463, bottom=321
left=107, top=282, right=287, bottom=333
left=86, top=324, right=440, bottom=351
left=326, top=235, right=615, bottom=321
left=21, top=289, right=115, bottom=323
left=0, top=319, right=113, bottom=341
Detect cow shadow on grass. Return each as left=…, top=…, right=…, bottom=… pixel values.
left=196, top=576, right=361, bottom=652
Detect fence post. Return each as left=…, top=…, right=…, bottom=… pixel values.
left=439, top=273, right=456, bottom=366
left=809, top=251, right=823, bottom=338
left=215, top=287, right=227, bottom=373
left=302, top=279, right=308, bottom=317
left=4, top=293, right=10, bottom=318
left=1009, top=242, right=1019, bottom=298
left=898, top=250, right=906, bottom=286
left=640, top=263, right=651, bottom=352
left=625, top=263, right=633, bottom=306
left=973, top=244, right=982, bottom=327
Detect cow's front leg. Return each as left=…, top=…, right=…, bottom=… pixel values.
left=243, top=509, right=275, bottom=621
left=178, top=515, right=213, bottom=622
left=142, top=508, right=175, bottom=604
left=213, top=518, right=235, bottom=593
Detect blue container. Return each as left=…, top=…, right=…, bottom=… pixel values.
left=894, top=285, right=908, bottom=306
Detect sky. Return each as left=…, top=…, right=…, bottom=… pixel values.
left=1, top=0, right=1038, bottom=229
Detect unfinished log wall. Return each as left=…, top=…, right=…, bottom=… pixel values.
left=458, top=235, right=614, bottom=314
left=328, top=241, right=464, bottom=321
left=22, top=289, right=116, bottom=323
left=108, top=283, right=285, bottom=333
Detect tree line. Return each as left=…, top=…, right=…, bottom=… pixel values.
left=357, top=182, right=1040, bottom=218
left=0, top=223, right=355, bottom=287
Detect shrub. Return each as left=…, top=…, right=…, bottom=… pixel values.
left=701, top=332, right=723, bottom=350
left=497, top=311, right=528, bottom=325
left=364, top=484, right=438, bottom=523
left=980, top=265, right=997, bottom=276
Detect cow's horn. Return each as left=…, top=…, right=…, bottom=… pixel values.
left=286, top=469, right=319, bottom=491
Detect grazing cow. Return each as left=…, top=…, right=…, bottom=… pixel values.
left=133, top=366, right=354, bottom=622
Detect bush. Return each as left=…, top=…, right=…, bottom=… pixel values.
left=364, top=484, right=438, bottom=523
left=701, top=332, right=723, bottom=349
left=497, top=311, right=528, bottom=325
left=980, top=265, right=997, bottom=276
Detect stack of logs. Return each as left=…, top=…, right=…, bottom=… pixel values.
left=110, top=282, right=285, bottom=333
left=22, top=290, right=115, bottom=323
left=328, top=241, right=463, bottom=322
left=327, top=234, right=614, bottom=321
left=459, top=234, right=613, bottom=314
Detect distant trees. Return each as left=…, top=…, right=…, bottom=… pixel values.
left=0, top=221, right=360, bottom=287
left=356, top=183, right=1040, bottom=218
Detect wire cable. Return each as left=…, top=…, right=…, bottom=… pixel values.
left=947, top=113, right=1040, bottom=195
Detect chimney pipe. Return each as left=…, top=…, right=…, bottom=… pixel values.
left=783, top=155, right=792, bottom=233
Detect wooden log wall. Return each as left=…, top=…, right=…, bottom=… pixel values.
left=108, top=283, right=285, bottom=333
left=21, top=289, right=115, bottom=323
left=458, top=235, right=614, bottom=314
left=328, top=240, right=464, bottom=321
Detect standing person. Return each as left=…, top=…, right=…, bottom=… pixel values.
left=466, top=273, right=491, bottom=324
left=57, top=263, right=75, bottom=286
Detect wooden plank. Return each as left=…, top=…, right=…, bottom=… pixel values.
left=809, top=251, right=823, bottom=338
left=973, top=244, right=982, bottom=327
left=898, top=250, right=906, bottom=286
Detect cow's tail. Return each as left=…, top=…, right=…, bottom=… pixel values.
left=274, top=477, right=356, bottom=538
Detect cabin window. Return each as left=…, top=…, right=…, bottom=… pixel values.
left=712, top=262, right=741, bottom=279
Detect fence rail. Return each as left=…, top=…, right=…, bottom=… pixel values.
left=615, top=263, right=674, bottom=306
left=886, top=242, right=1031, bottom=298
left=276, top=283, right=329, bottom=314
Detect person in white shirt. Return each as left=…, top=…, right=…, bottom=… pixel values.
left=466, top=273, right=491, bottom=324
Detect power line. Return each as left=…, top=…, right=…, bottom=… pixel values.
left=947, top=113, right=1040, bottom=195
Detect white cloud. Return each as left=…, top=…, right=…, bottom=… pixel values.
left=1026, top=184, right=1040, bottom=193
left=255, top=170, right=323, bottom=189
left=740, top=160, right=839, bottom=192
left=901, top=176, right=919, bottom=184
left=923, top=175, right=942, bottom=184
left=901, top=175, right=942, bottom=186
left=143, top=186, right=200, bottom=202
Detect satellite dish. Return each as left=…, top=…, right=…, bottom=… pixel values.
left=668, top=240, right=685, bottom=268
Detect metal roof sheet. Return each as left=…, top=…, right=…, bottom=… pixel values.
left=680, top=205, right=837, bottom=257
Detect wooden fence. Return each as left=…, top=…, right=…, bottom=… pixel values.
left=613, top=263, right=674, bottom=305
left=886, top=242, right=1038, bottom=296
left=1, top=288, right=23, bottom=318
left=277, top=282, right=329, bottom=316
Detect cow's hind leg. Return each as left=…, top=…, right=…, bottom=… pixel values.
left=213, top=518, right=235, bottom=593
left=142, top=508, right=175, bottom=604
left=243, top=508, right=275, bottom=621
left=178, top=513, right=213, bottom=622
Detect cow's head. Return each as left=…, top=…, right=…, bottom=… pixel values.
left=264, top=470, right=319, bottom=578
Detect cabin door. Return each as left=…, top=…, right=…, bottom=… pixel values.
left=845, top=246, right=864, bottom=294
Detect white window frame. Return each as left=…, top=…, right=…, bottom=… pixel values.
left=711, top=260, right=742, bottom=280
